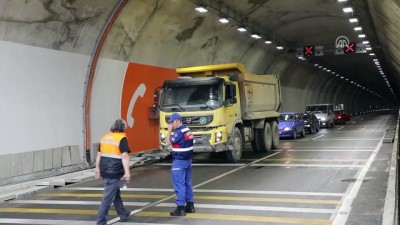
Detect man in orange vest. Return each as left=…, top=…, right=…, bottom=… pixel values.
left=95, top=119, right=131, bottom=225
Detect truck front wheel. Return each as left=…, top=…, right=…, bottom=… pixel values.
left=226, top=127, right=243, bottom=162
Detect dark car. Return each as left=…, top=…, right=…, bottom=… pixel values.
left=333, top=110, right=351, bottom=124
left=302, top=112, right=320, bottom=134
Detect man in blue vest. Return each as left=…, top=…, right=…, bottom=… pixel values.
left=166, top=112, right=195, bottom=216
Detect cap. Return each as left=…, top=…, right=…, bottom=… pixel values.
left=167, top=112, right=181, bottom=123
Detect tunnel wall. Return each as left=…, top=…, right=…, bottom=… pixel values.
left=0, top=0, right=387, bottom=180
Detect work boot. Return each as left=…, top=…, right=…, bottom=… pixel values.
left=185, top=202, right=195, bottom=213
left=170, top=206, right=186, bottom=216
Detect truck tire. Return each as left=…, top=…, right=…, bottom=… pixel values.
left=255, top=122, right=272, bottom=152
left=271, top=121, right=279, bottom=149
left=263, top=123, right=272, bottom=151
left=226, top=127, right=243, bottom=162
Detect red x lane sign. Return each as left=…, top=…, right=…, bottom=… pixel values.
left=344, top=43, right=356, bottom=53
left=303, top=46, right=315, bottom=56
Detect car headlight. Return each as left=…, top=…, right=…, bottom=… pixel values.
left=320, top=117, right=326, bottom=121
left=283, top=127, right=292, bottom=131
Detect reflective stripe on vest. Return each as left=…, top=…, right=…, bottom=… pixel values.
left=172, top=146, right=193, bottom=152
left=100, top=132, right=125, bottom=158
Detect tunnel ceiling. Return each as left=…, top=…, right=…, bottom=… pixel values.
left=203, top=0, right=399, bottom=103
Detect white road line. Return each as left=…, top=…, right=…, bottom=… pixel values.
left=275, top=149, right=374, bottom=152
left=251, top=164, right=363, bottom=168
left=382, top=122, right=398, bottom=225
left=313, top=138, right=381, bottom=141
left=155, top=163, right=363, bottom=168
left=331, top=135, right=384, bottom=225
left=62, top=187, right=344, bottom=196
left=0, top=218, right=176, bottom=225
left=312, top=135, right=324, bottom=140
left=0, top=218, right=94, bottom=225
left=9, top=200, right=336, bottom=214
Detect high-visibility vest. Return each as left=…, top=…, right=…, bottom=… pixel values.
left=100, top=132, right=126, bottom=159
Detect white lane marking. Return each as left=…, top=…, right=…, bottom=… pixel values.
left=382, top=122, right=399, bottom=225
left=155, top=163, right=244, bottom=166
left=62, top=187, right=344, bottom=197
left=274, top=149, right=374, bottom=152
left=312, top=135, right=324, bottom=140
left=0, top=219, right=176, bottom=225
left=252, top=164, right=363, bottom=168
left=9, top=200, right=336, bottom=214
left=282, top=147, right=375, bottom=149
left=108, top=152, right=282, bottom=224
left=331, top=135, right=384, bottom=225
left=313, top=138, right=381, bottom=141
left=155, top=163, right=363, bottom=168
left=0, top=218, right=94, bottom=225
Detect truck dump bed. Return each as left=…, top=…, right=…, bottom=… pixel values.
left=240, top=73, right=281, bottom=120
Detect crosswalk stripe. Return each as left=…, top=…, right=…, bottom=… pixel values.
left=0, top=218, right=180, bottom=225
left=62, top=187, right=345, bottom=196
left=10, top=200, right=337, bottom=214
left=40, top=193, right=340, bottom=204
left=0, top=209, right=331, bottom=225
left=137, top=211, right=331, bottom=225
left=155, top=163, right=364, bottom=168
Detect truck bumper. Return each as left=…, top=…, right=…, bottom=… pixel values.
left=160, top=136, right=230, bottom=153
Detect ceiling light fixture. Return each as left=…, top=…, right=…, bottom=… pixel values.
left=265, top=40, right=272, bottom=44
left=276, top=46, right=284, bottom=50
left=343, top=7, right=353, bottom=13
left=354, top=26, right=362, bottom=31
left=195, top=4, right=208, bottom=13
left=349, top=17, right=358, bottom=23
left=237, top=26, right=247, bottom=32
left=250, top=34, right=261, bottom=39
left=219, top=16, right=229, bottom=24
left=362, top=41, right=369, bottom=44
left=358, top=34, right=366, bottom=38
left=338, top=0, right=348, bottom=2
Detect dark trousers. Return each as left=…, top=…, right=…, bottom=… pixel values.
left=171, top=159, right=194, bottom=206
left=96, top=178, right=128, bottom=225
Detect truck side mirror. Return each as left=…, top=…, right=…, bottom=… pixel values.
left=153, top=88, right=160, bottom=107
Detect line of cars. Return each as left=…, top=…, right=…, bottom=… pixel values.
left=278, top=104, right=351, bottom=139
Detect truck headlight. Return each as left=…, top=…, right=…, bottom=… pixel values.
left=160, top=133, right=166, bottom=142
left=215, top=131, right=222, bottom=142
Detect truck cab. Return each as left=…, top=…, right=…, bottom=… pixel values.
left=156, top=63, right=281, bottom=162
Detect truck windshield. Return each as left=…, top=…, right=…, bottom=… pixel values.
left=160, top=79, right=223, bottom=112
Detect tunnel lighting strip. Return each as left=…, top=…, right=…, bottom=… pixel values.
left=338, top=0, right=396, bottom=100
left=192, top=0, right=287, bottom=51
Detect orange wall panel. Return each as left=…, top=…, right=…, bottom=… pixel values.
left=120, top=63, right=177, bottom=153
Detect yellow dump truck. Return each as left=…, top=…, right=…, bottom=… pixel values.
left=156, top=63, right=281, bottom=162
